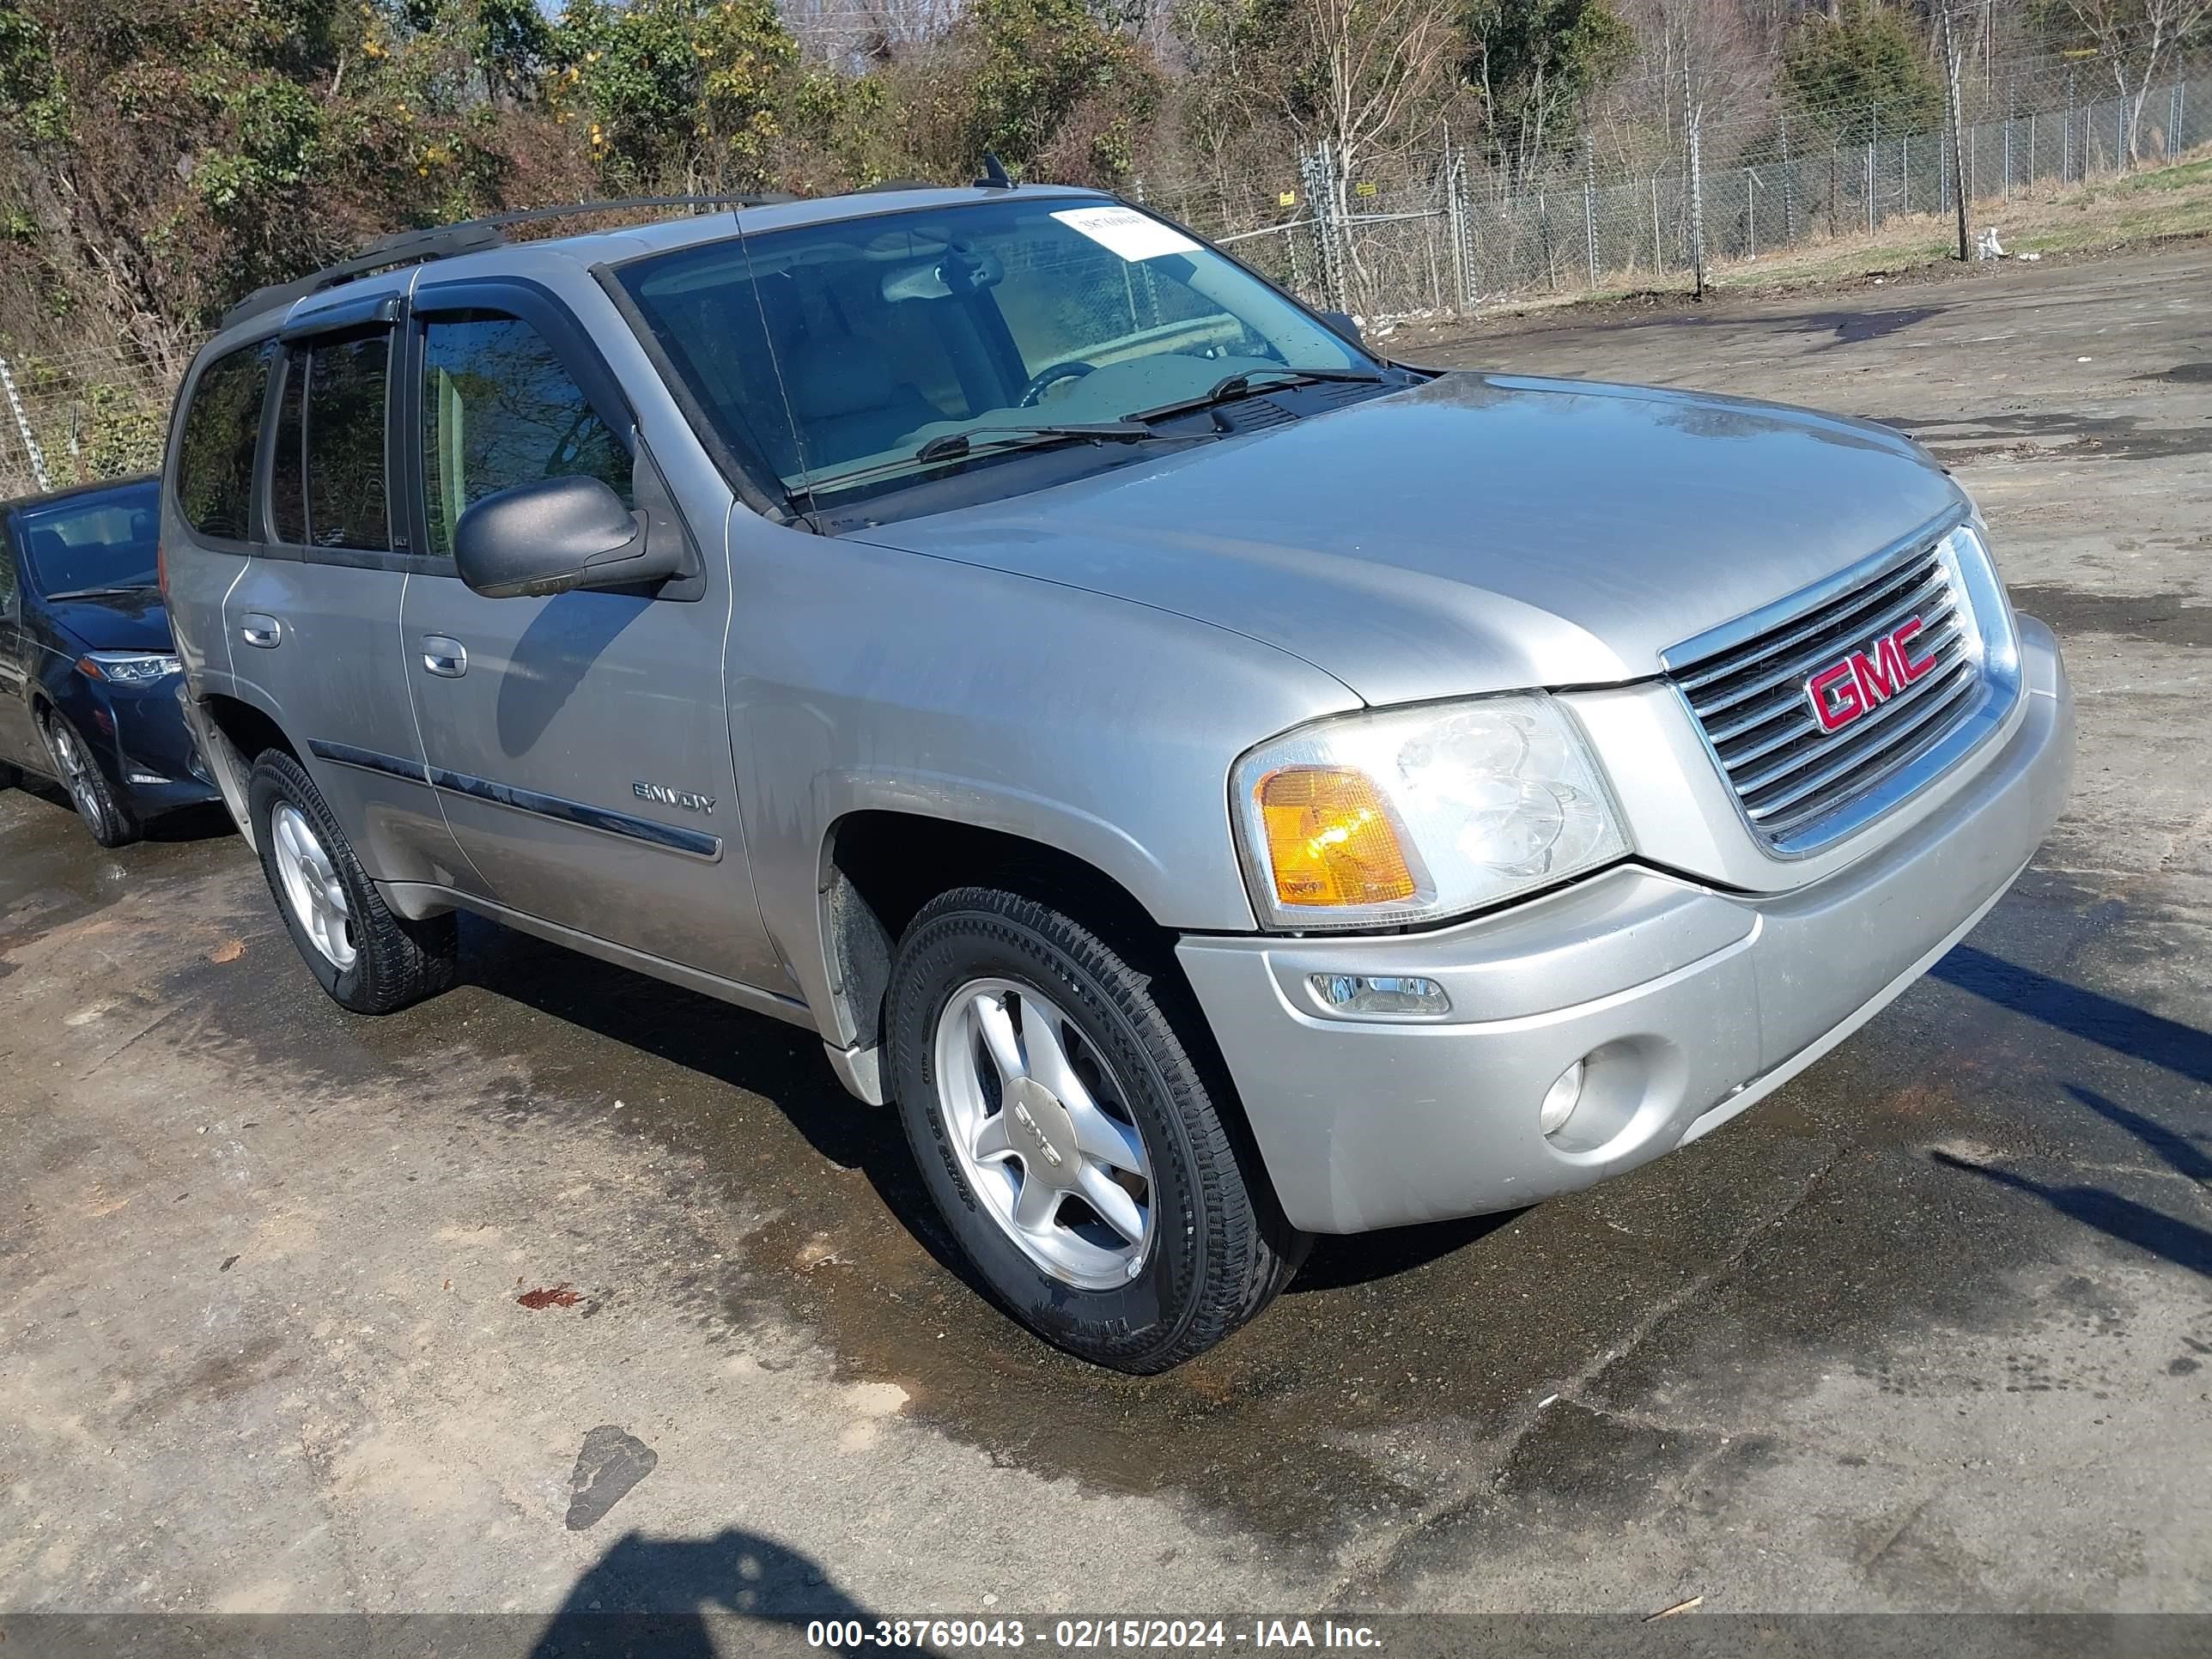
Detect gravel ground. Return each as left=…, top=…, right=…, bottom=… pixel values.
left=2, top=244, right=2208, bottom=1650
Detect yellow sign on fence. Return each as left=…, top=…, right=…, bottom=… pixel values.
left=1278, top=191, right=1297, bottom=207
left=1354, top=181, right=1377, bottom=198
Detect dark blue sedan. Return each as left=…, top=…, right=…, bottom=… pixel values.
left=0, top=475, right=220, bottom=846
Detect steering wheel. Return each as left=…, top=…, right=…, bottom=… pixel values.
left=1017, top=360, right=1097, bottom=408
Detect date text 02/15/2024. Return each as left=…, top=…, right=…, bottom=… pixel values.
left=805, top=1619, right=1382, bottom=1651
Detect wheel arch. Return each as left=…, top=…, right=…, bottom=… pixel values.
left=193, top=690, right=301, bottom=852
left=811, top=805, right=1286, bottom=1235
left=817, top=809, right=1191, bottom=1077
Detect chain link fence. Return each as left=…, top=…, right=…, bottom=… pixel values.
left=3, top=43, right=2207, bottom=499
left=0, top=338, right=184, bottom=501
left=1144, top=42, right=2209, bottom=326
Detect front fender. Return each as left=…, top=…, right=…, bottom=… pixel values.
left=725, top=523, right=1362, bottom=1045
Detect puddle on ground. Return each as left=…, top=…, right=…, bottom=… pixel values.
left=2006, top=582, right=2212, bottom=649
left=34, top=784, right=2197, bottom=1553
left=2131, top=362, right=2212, bottom=384
left=1797, top=307, right=1945, bottom=349
left=1872, top=408, right=2212, bottom=464
left=0, top=793, right=138, bottom=949
left=0, top=793, right=238, bottom=958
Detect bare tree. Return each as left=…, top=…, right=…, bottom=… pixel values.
left=1595, top=0, right=1769, bottom=173
left=2065, top=0, right=2211, bottom=161
left=1281, top=0, right=1461, bottom=209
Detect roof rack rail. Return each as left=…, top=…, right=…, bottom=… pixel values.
left=219, top=193, right=798, bottom=331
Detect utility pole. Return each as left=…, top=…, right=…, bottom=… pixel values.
left=0, top=356, right=48, bottom=493
left=1685, top=57, right=1705, bottom=299
left=1583, top=141, right=1598, bottom=289
left=1942, top=7, right=1970, bottom=262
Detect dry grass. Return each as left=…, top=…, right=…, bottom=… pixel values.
left=1441, top=148, right=2212, bottom=325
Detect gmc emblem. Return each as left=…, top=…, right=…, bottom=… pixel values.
left=1805, top=617, right=1939, bottom=733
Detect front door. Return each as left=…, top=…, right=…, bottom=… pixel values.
left=0, top=520, right=39, bottom=769
left=397, top=291, right=781, bottom=989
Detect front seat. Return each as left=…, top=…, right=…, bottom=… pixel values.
left=25, top=526, right=70, bottom=588
left=783, top=336, right=944, bottom=472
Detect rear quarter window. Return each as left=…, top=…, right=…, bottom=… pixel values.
left=174, top=340, right=276, bottom=544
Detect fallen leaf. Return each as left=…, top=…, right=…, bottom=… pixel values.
left=208, top=939, right=246, bottom=963
left=519, top=1284, right=584, bottom=1310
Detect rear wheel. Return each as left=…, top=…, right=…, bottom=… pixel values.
left=248, top=750, right=456, bottom=1013
left=41, top=709, right=137, bottom=848
left=886, top=886, right=1304, bottom=1372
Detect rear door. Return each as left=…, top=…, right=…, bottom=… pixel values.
left=0, top=517, right=40, bottom=769
left=396, top=280, right=781, bottom=987
left=225, top=298, right=480, bottom=894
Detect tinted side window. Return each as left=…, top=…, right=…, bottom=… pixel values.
left=175, top=341, right=275, bottom=542
left=270, top=351, right=308, bottom=545
left=421, top=314, right=632, bottom=560
left=302, top=332, right=392, bottom=551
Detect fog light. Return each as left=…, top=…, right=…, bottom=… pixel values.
left=1309, top=972, right=1450, bottom=1018
left=1540, top=1060, right=1586, bottom=1137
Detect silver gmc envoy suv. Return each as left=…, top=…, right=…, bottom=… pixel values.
left=161, top=184, right=2074, bottom=1371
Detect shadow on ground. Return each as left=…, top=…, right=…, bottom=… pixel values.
left=531, top=1527, right=887, bottom=1657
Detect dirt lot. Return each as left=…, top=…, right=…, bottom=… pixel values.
left=3, top=246, right=2209, bottom=1644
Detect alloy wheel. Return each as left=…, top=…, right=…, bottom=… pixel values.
left=270, top=801, right=357, bottom=970
left=933, top=977, right=1155, bottom=1291
left=48, top=719, right=102, bottom=823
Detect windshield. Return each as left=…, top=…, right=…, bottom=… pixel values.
left=618, top=198, right=1377, bottom=506
left=17, top=480, right=160, bottom=597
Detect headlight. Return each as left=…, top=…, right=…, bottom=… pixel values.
left=1231, top=695, right=1630, bottom=931
left=77, top=651, right=182, bottom=684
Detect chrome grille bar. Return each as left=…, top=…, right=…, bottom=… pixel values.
left=1685, top=568, right=1949, bottom=720
left=1666, top=532, right=1984, bottom=852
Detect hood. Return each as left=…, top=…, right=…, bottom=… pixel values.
left=43, top=589, right=174, bottom=654
left=855, top=372, right=1966, bottom=706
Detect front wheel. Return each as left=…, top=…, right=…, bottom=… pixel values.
left=886, top=887, right=1304, bottom=1372
left=42, top=709, right=137, bottom=848
left=247, top=750, right=457, bottom=1013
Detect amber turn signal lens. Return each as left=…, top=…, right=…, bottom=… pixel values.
left=1256, top=767, right=1417, bottom=908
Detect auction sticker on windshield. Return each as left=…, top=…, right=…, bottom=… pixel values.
left=1051, top=205, right=1201, bottom=263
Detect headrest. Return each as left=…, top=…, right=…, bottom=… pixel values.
left=787, top=336, right=896, bottom=422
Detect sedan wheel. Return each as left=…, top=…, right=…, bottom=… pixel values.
left=42, top=711, right=137, bottom=848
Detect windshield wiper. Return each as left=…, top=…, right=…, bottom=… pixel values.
left=805, top=422, right=1203, bottom=495
left=911, top=422, right=1166, bottom=464
left=1125, top=366, right=1389, bottom=425
left=43, top=584, right=155, bottom=602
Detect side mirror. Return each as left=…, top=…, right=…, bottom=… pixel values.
left=453, top=475, right=681, bottom=600
left=1320, top=309, right=1364, bottom=346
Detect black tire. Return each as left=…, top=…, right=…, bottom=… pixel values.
left=886, top=887, right=1306, bottom=1373
left=247, top=749, right=457, bottom=1014
left=40, top=708, right=138, bottom=848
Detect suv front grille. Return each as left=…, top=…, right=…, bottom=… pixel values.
left=1669, top=535, right=1982, bottom=847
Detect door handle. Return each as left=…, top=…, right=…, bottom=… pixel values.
left=240, top=614, right=283, bottom=648
left=421, top=636, right=467, bottom=678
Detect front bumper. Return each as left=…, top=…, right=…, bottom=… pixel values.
left=81, top=678, right=222, bottom=817
left=1176, top=617, right=2074, bottom=1235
